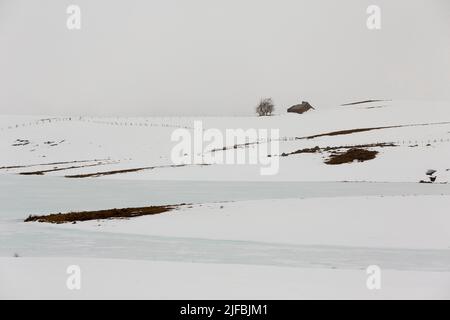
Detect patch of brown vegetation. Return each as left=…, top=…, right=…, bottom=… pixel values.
left=19, top=161, right=117, bottom=176
left=322, top=142, right=396, bottom=151
left=0, top=159, right=111, bottom=170
left=210, top=142, right=258, bottom=153
left=65, top=166, right=157, bottom=178
left=24, top=205, right=180, bottom=224
left=341, top=99, right=388, bottom=106
left=302, top=127, right=394, bottom=139
left=65, top=164, right=209, bottom=178
left=366, top=106, right=386, bottom=109
left=325, top=148, right=378, bottom=165
left=280, top=146, right=321, bottom=157
left=12, top=139, right=30, bottom=146
left=297, top=121, right=450, bottom=140
left=276, top=142, right=395, bottom=158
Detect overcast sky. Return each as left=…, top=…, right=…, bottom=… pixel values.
left=0, top=0, right=449, bottom=116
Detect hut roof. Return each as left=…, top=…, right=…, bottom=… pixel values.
left=287, top=101, right=315, bottom=114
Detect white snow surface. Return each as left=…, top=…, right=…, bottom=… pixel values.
left=2, top=258, right=450, bottom=300
left=2, top=100, right=450, bottom=299
left=1, top=100, right=449, bottom=182
left=56, top=195, right=450, bottom=250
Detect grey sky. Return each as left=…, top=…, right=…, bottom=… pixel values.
left=0, top=0, right=449, bottom=116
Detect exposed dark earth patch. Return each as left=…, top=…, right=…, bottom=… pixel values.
left=210, top=142, right=256, bottom=153
left=43, top=140, right=65, bottom=147
left=325, top=148, right=378, bottom=165
left=278, top=146, right=321, bottom=157
left=366, top=106, right=387, bottom=109
left=341, top=100, right=389, bottom=106
left=24, top=205, right=181, bottom=224
left=275, top=143, right=396, bottom=158
left=19, top=161, right=118, bottom=175
left=12, top=139, right=30, bottom=146
left=296, top=121, right=450, bottom=140
left=0, top=159, right=111, bottom=170
left=65, top=166, right=158, bottom=178
left=12, top=139, right=65, bottom=147
left=65, top=163, right=209, bottom=178
left=323, top=143, right=396, bottom=151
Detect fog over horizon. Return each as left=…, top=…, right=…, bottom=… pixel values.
left=0, top=0, right=449, bottom=116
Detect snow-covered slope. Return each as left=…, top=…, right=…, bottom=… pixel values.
left=3, top=257, right=450, bottom=299
left=2, top=100, right=450, bottom=299
left=57, top=195, right=450, bottom=250
left=1, top=100, right=449, bottom=182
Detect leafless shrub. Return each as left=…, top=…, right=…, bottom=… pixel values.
left=256, top=98, right=274, bottom=116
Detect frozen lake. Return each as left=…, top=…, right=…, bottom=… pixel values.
left=1, top=175, right=450, bottom=271
left=2, top=174, right=450, bottom=216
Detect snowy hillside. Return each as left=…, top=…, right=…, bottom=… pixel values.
left=1, top=100, right=449, bottom=182
left=2, top=100, right=450, bottom=299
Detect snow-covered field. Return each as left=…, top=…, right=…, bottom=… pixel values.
left=1, top=100, right=449, bottom=182
left=3, top=257, right=450, bottom=299
left=1, top=100, right=450, bottom=299
left=58, top=196, right=450, bottom=250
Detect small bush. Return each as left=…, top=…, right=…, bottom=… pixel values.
left=256, top=98, right=274, bottom=116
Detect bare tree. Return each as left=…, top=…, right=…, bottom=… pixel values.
left=256, top=98, right=274, bottom=116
